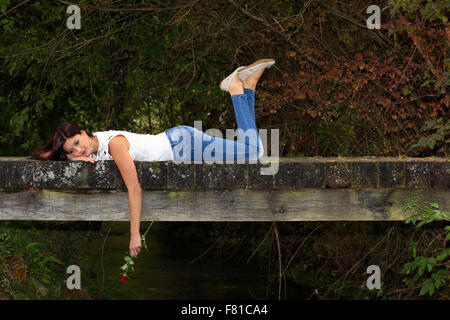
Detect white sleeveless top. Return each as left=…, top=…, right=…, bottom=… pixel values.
left=89, top=130, right=174, bottom=161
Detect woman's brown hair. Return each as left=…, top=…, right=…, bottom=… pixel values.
left=32, top=123, right=93, bottom=161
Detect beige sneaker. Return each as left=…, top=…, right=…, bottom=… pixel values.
left=237, top=59, right=275, bottom=81
left=220, top=66, right=246, bottom=92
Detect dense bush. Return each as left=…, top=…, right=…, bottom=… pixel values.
left=0, top=0, right=448, bottom=157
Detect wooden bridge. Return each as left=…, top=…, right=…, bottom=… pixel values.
left=0, top=157, right=448, bottom=221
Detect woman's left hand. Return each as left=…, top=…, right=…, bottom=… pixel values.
left=129, top=233, right=142, bottom=258
left=67, top=155, right=98, bottom=163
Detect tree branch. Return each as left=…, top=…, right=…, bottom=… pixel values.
left=227, top=0, right=323, bottom=70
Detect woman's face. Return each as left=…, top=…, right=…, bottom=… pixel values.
left=62, top=130, right=91, bottom=157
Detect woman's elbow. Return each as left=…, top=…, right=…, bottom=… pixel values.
left=129, top=186, right=142, bottom=195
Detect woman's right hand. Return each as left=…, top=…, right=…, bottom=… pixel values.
left=129, top=233, right=142, bottom=258
left=67, top=155, right=98, bottom=163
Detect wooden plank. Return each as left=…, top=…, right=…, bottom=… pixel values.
left=0, top=189, right=447, bottom=221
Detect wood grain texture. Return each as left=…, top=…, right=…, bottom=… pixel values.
left=0, top=188, right=447, bottom=221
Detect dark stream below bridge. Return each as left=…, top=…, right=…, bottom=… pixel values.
left=79, top=222, right=309, bottom=299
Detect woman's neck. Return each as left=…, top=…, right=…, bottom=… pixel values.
left=91, top=136, right=99, bottom=154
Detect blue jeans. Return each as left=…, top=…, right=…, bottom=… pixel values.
left=165, top=88, right=263, bottom=163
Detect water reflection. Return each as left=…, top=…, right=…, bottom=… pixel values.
left=81, top=223, right=271, bottom=299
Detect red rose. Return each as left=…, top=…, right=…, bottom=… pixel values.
left=120, top=274, right=128, bottom=282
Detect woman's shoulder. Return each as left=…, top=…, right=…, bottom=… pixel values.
left=93, top=130, right=133, bottom=138
left=101, top=131, right=133, bottom=150
left=92, top=130, right=133, bottom=148
left=92, top=130, right=133, bottom=160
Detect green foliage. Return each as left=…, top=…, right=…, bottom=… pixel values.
left=410, top=118, right=449, bottom=156
left=0, top=0, right=447, bottom=157
left=401, top=190, right=449, bottom=297
left=392, top=0, right=449, bottom=22
left=0, top=221, right=96, bottom=299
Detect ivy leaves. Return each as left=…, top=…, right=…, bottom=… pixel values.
left=401, top=190, right=449, bottom=296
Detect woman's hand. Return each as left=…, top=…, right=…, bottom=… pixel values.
left=129, top=233, right=142, bottom=258
left=67, top=155, right=98, bottom=163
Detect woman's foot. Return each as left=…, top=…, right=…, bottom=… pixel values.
left=228, top=72, right=244, bottom=95
left=239, top=59, right=275, bottom=90
left=242, top=68, right=265, bottom=90
left=220, top=66, right=246, bottom=93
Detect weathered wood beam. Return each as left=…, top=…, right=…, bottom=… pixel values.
left=0, top=188, right=448, bottom=221
left=0, top=157, right=448, bottom=221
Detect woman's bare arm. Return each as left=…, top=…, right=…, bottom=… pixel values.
left=67, top=154, right=98, bottom=163
left=108, top=136, right=142, bottom=258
